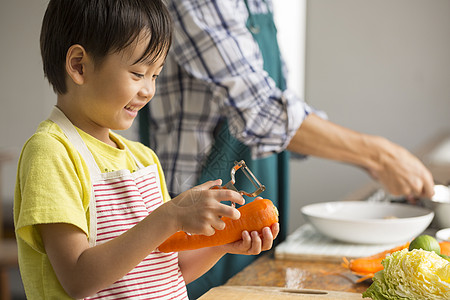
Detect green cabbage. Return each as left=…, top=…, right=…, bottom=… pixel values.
left=363, top=249, right=450, bottom=300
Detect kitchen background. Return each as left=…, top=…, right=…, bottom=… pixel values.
left=1, top=0, right=450, bottom=298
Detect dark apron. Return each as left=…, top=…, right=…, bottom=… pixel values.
left=188, top=1, right=290, bottom=298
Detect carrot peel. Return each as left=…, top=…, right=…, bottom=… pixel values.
left=158, top=198, right=279, bottom=253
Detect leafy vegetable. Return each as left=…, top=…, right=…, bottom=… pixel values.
left=363, top=249, right=450, bottom=299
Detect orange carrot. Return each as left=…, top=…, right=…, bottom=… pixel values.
left=341, top=256, right=384, bottom=282
left=342, top=242, right=410, bottom=281
left=362, top=242, right=410, bottom=260
left=440, top=241, right=450, bottom=256
left=158, top=198, right=278, bottom=253
left=343, top=257, right=385, bottom=275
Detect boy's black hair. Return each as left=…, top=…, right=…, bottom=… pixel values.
left=40, top=0, right=173, bottom=95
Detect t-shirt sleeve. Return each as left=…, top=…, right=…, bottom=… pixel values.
left=15, top=132, right=90, bottom=253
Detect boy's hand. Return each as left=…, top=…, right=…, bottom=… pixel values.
left=167, top=179, right=245, bottom=236
left=221, top=223, right=279, bottom=255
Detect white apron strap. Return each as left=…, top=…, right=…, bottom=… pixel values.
left=48, top=107, right=102, bottom=176
left=48, top=106, right=100, bottom=246
left=127, top=148, right=145, bottom=170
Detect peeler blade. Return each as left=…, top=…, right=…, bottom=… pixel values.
left=229, top=160, right=266, bottom=197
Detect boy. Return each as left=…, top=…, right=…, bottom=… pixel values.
left=14, top=0, right=279, bottom=299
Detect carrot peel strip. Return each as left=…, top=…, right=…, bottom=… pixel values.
left=342, top=242, right=410, bottom=279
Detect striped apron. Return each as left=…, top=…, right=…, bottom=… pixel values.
left=49, top=107, right=188, bottom=299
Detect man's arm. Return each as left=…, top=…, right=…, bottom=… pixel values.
left=287, top=114, right=434, bottom=198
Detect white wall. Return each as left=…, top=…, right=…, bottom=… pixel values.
left=1, top=1, right=53, bottom=205
left=273, top=0, right=306, bottom=98
left=283, top=0, right=450, bottom=234
left=1, top=0, right=450, bottom=237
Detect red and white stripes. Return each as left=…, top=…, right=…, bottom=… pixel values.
left=85, top=170, right=187, bottom=299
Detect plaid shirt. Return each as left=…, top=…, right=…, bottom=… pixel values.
left=146, top=0, right=323, bottom=195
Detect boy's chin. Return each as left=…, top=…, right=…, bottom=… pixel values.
left=113, top=121, right=135, bottom=132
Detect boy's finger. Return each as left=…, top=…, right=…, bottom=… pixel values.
left=261, top=227, right=274, bottom=251
left=212, top=189, right=245, bottom=206
left=249, top=231, right=262, bottom=254
left=271, top=223, right=280, bottom=240
left=239, top=230, right=251, bottom=250
left=198, top=179, right=222, bottom=190
left=210, top=218, right=226, bottom=231
left=203, top=226, right=216, bottom=237
left=215, top=204, right=241, bottom=220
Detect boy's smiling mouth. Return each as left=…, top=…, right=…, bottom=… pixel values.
left=124, top=104, right=139, bottom=112
left=124, top=104, right=141, bottom=118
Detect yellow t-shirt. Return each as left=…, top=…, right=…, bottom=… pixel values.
left=14, top=119, right=171, bottom=299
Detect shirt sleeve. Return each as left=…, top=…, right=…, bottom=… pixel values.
left=15, top=132, right=90, bottom=253
left=166, top=0, right=326, bottom=158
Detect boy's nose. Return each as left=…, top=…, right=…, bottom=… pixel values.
left=139, top=81, right=155, bottom=101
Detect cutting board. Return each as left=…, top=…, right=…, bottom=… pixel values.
left=275, top=224, right=400, bottom=262
left=198, top=286, right=363, bottom=299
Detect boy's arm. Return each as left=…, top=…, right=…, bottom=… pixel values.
left=38, top=205, right=177, bottom=299
left=178, top=223, right=279, bottom=284
left=38, top=180, right=244, bottom=299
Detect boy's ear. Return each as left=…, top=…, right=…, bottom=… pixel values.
left=66, top=44, right=88, bottom=85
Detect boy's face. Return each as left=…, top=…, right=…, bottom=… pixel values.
left=68, top=34, right=164, bottom=137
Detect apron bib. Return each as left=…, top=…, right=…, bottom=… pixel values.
left=49, top=107, right=188, bottom=300
left=189, top=1, right=290, bottom=298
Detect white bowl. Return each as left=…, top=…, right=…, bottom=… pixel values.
left=422, top=185, right=450, bottom=229
left=436, top=228, right=450, bottom=242
left=301, top=201, right=434, bottom=244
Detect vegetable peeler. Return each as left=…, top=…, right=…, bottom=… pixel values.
left=212, top=160, right=266, bottom=198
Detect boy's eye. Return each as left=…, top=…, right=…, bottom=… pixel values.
left=152, top=74, right=159, bottom=79
left=132, top=72, right=145, bottom=79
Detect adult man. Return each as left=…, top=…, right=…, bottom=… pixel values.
left=140, top=0, right=434, bottom=297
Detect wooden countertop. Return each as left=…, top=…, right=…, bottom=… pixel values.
left=225, top=251, right=369, bottom=294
